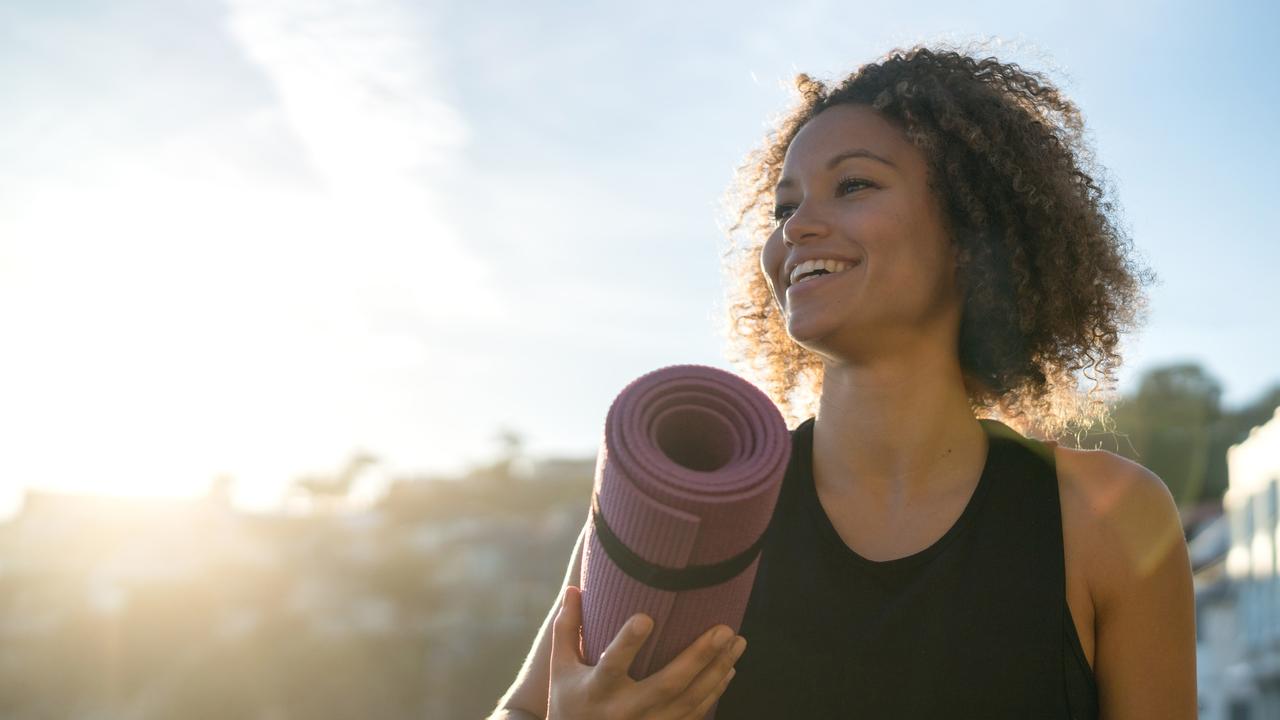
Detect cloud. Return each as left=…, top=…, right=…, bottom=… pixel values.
left=225, top=0, right=503, bottom=325
left=225, top=0, right=466, bottom=186
left=0, top=0, right=511, bottom=515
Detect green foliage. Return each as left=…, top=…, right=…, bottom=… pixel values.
left=1077, top=363, right=1280, bottom=508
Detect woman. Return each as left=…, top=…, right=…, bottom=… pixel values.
left=707, top=44, right=1196, bottom=719
left=492, top=46, right=1196, bottom=720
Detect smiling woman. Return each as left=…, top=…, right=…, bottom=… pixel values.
left=494, top=44, right=1195, bottom=720
left=707, top=45, right=1195, bottom=719
left=723, top=48, right=1155, bottom=440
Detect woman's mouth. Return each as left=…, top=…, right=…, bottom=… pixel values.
left=785, top=259, right=862, bottom=299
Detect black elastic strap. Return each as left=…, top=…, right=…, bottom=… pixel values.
left=590, top=493, right=765, bottom=592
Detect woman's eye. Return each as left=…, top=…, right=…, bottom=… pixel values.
left=839, top=176, right=870, bottom=193
left=773, top=179, right=871, bottom=224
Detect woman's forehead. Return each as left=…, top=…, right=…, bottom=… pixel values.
left=780, top=104, right=912, bottom=175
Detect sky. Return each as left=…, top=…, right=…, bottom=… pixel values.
left=0, top=0, right=1277, bottom=518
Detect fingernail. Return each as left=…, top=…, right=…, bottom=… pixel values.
left=713, top=627, right=731, bottom=647
left=631, top=616, right=652, bottom=636
left=730, top=636, right=747, bottom=660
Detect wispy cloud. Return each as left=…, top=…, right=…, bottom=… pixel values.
left=225, top=0, right=503, bottom=325
left=227, top=0, right=465, bottom=186
left=0, top=0, right=508, bottom=515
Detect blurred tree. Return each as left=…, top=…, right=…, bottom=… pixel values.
left=291, top=451, right=379, bottom=510
left=1110, top=363, right=1222, bottom=507
left=1089, top=364, right=1280, bottom=509
left=458, top=426, right=526, bottom=485
left=490, top=426, right=524, bottom=482
left=495, top=426, right=523, bottom=464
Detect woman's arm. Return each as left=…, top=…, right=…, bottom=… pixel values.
left=1086, top=454, right=1198, bottom=719
left=488, top=516, right=589, bottom=720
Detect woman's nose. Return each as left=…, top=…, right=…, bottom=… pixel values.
left=781, top=203, right=828, bottom=247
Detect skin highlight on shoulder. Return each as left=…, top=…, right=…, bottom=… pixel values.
left=1052, top=445, right=1185, bottom=612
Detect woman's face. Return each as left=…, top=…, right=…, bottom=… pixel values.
left=760, top=103, right=961, bottom=361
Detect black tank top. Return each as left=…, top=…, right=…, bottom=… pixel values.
left=716, top=417, right=1099, bottom=719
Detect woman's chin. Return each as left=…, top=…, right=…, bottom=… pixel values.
left=785, top=313, right=842, bottom=346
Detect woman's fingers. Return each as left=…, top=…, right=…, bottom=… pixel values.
left=637, top=624, right=737, bottom=703
left=595, top=612, right=654, bottom=681
left=678, top=634, right=745, bottom=709
left=682, top=667, right=736, bottom=720
left=550, top=586, right=584, bottom=673
left=550, top=593, right=743, bottom=720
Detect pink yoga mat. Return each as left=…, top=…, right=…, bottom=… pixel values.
left=579, top=364, right=790, bottom=705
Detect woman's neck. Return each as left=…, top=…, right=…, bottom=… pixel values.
left=813, top=351, right=987, bottom=511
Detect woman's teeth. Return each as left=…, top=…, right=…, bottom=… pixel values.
left=790, top=258, right=858, bottom=285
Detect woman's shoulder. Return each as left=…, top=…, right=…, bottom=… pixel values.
left=1050, top=443, right=1185, bottom=610
left=1050, top=443, right=1197, bottom=717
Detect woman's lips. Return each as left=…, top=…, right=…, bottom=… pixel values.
left=785, top=261, right=861, bottom=300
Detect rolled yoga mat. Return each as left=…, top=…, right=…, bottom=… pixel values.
left=579, top=364, right=791, bottom=700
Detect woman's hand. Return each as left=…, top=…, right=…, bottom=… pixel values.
left=548, top=586, right=745, bottom=720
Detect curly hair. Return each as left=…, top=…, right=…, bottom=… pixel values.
left=719, top=44, right=1154, bottom=440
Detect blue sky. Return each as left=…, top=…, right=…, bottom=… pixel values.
left=1, top=0, right=1276, bottom=516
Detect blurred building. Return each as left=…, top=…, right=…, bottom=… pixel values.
left=1198, top=406, right=1280, bottom=719
left=0, top=455, right=594, bottom=720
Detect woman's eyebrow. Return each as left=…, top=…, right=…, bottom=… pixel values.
left=774, top=148, right=897, bottom=192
